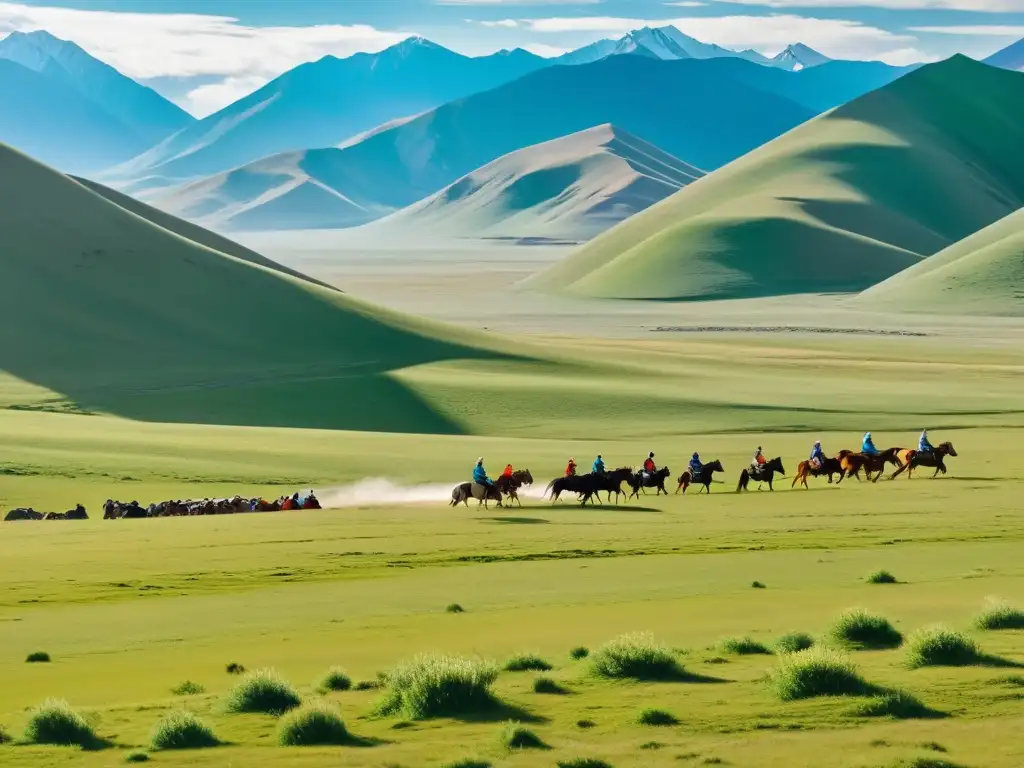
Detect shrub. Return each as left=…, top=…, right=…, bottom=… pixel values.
left=23, top=699, right=98, bottom=747
left=718, top=636, right=771, bottom=655
left=354, top=679, right=381, bottom=691
left=443, top=761, right=491, bottom=768
left=500, top=721, right=546, bottom=750
left=224, top=668, right=302, bottom=714
left=446, top=603, right=465, bottom=614
left=171, top=680, right=204, bottom=696
left=504, top=653, right=552, bottom=672
left=904, top=626, right=984, bottom=668
left=558, top=760, right=613, bottom=768
left=124, top=750, right=150, bottom=763
left=890, top=759, right=966, bottom=768
left=828, top=608, right=903, bottom=649
left=974, top=598, right=1024, bottom=630
left=373, top=655, right=500, bottom=720
left=570, top=646, right=590, bottom=660
left=316, top=667, right=352, bottom=693
left=641, top=741, right=664, bottom=750
left=774, top=633, right=814, bottom=654
left=533, top=676, right=569, bottom=695
left=590, top=633, right=686, bottom=681
left=768, top=648, right=869, bottom=701
left=277, top=702, right=352, bottom=746
left=867, top=570, right=898, bottom=584
left=225, top=663, right=245, bottom=675
left=576, top=719, right=595, bottom=729
left=751, top=581, right=766, bottom=589
left=853, top=690, right=933, bottom=719
left=25, top=651, right=51, bottom=663
left=151, top=710, right=219, bottom=750
left=0, top=725, right=10, bottom=744
left=636, top=708, right=679, bottom=726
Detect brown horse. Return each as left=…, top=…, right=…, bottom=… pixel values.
left=737, top=457, right=785, bottom=492
left=495, top=469, right=534, bottom=507
left=792, top=456, right=845, bottom=488
left=837, top=448, right=901, bottom=484
left=451, top=482, right=503, bottom=508
left=676, top=460, right=724, bottom=494
left=890, top=442, right=957, bottom=479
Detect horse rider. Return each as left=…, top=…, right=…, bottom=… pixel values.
left=861, top=432, right=879, bottom=456
left=810, top=440, right=826, bottom=470
left=502, top=463, right=514, bottom=478
left=592, top=454, right=606, bottom=474
left=642, top=452, right=657, bottom=479
left=689, top=452, right=703, bottom=481
left=565, top=457, right=577, bottom=477
left=917, top=429, right=935, bottom=457
left=750, top=446, right=766, bottom=477
left=473, top=458, right=493, bottom=487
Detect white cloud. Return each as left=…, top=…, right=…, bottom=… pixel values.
left=183, top=75, right=272, bottom=118
left=711, top=0, right=1021, bottom=10
left=522, top=14, right=931, bottom=62
left=523, top=42, right=573, bottom=56
left=0, top=1, right=410, bottom=113
left=910, top=25, right=1024, bottom=35
left=480, top=19, right=521, bottom=27
left=664, top=2, right=710, bottom=7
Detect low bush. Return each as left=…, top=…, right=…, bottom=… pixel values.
left=354, top=679, right=381, bottom=691
left=974, top=598, right=1024, bottom=631
left=718, top=636, right=771, bottom=655
left=890, top=759, right=966, bottom=768
left=171, top=681, right=204, bottom=696
left=867, top=570, right=898, bottom=584
left=499, top=721, right=546, bottom=750
left=277, top=702, right=352, bottom=746
left=774, top=633, right=814, bottom=654
left=751, top=581, right=766, bottom=589
left=224, top=668, right=302, bottom=714
left=23, top=699, right=98, bottom=748
left=590, top=633, right=687, bottom=681
left=124, top=750, right=150, bottom=763
left=225, top=663, right=245, bottom=675
left=503, top=653, right=552, bottom=672
left=828, top=608, right=903, bottom=649
left=316, top=667, right=352, bottom=693
left=570, top=646, right=590, bottom=660
left=853, top=690, right=934, bottom=719
left=25, top=651, right=51, bottom=663
left=446, top=603, right=465, bottom=614
left=636, top=708, right=679, bottom=726
left=373, top=655, right=500, bottom=720
left=533, top=677, right=569, bottom=695
left=557, top=760, right=613, bottom=768
left=576, top=719, right=595, bottom=729
left=151, top=710, right=219, bottom=750
left=904, top=626, right=984, bottom=668
left=443, top=760, right=491, bottom=768
left=0, top=725, right=11, bottom=744
left=768, top=648, right=870, bottom=701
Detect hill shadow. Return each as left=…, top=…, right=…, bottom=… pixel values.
left=485, top=517, right=552, bottom=525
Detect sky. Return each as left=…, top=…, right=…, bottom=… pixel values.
left=1, top=0, right=1021, bottom=116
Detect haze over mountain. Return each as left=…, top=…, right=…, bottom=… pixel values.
left=527, top=56, right=1024, bottom=302
left=149, top=55, right=815, bottom=231
left=986, top=38, right=1024, bottom=72
left=364, top=125, right=704, bottom=241
left=109, top=38, right=548, bottom=182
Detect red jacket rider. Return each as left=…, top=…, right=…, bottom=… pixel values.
left=565, top=458, right=577, bottom=476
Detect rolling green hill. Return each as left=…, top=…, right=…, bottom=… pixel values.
left=855, top=207, right=1024, bottom=316
left=0, top=141, right=509, bottom=433
left=527, top=56, right=1024, bottom=301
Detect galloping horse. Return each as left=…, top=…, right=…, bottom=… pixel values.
left=676, top=460, right=724, bottom=494
left=627, top=467, right=672, bottom=500
left=837, top=448, right=901, bottom=484
left=890, top=442, right=957, bottom=479
left=792, top=456, right=845, bottom=488
left=583, top=468, right=635, bottom=506
left=451, top=482, right=503, bottom=509
left=495, top=469, right=534, bottom=507
left=545, top=473, right=592, bottom=503
left=737, top=457, right=785, bottom=492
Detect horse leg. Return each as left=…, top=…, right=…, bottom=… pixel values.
left=768, top=477, right=774, bottom=491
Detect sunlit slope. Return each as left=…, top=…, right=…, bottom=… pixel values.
left=855, top=208, right=1024, bottom=316
left=0, top=142, right=510, bottom=433
left=528, top=57, right=1024, bottom=300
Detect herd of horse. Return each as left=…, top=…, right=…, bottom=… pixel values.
left=3, top=493, right=321, bottom=522
left=449, top=442, right=958, bottom=508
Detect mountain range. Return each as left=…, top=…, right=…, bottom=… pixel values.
left=986, top=38, right=1024, bottom=72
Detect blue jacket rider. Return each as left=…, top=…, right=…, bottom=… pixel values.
left=689, top=452, right=703, bottom=476
left=810, top=441, right=826, bottom=466
left=861, top=432, right=879, bottom=456
left=473, top=458, right=492, bottom=486
left=918, top=430, right=934, bottom=453
left=592, top=455, right=605, bottom=474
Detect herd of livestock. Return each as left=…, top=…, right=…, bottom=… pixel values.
left=3, top=492, right=321, bottom=522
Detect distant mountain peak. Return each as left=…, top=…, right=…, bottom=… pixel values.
left=771, top=43, right=830, bottom=71
left=985, top=37, right=1024, bottom=72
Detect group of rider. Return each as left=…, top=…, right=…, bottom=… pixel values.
left=471, top=430, right=938, bottom=486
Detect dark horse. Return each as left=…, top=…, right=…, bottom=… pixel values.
left=451, top=482, right=503, bottom=508
left=494, top=469, right=534, bottom=507
left=545, top=473, right=599, bottom=505
left=737, top=457, right=785, bottom=492
left=583, top=468, right=635, bottom=505
left=626, top=467, right=672, bottom=500
left=837, top=448, right=901, bottom=484
left=676, top=460, right=725, bottom=494
left=890, top=442, right=957, bottom=479
left=792, top=456, right=844, bottom=488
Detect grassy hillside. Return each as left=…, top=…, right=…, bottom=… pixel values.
left=366, top=124, right=703, bottom=241
left=855, top=207, right=1024, bottom=316
left=0, top=141, right=514, bottom=433
left=528, top=56, right=1024, bottom=301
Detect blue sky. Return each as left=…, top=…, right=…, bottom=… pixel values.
left=3, top=0, right=1022, bottom=115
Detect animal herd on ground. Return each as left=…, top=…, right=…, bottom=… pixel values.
left=3, top=493, right=320, bottom=522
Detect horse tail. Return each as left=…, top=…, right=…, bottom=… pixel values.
left=544, top=479, right=556, bottom=498
left=737, top=470, right=748, bottom=493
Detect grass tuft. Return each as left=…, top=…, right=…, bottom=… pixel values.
left=224, top=668, right=302, bottom=714
left=443, top=760, right=491, bottom=768
left=25, top=651, right=51, bottom=663
left=590, top=633, right=687, bottom=681
left=316, top=666, right=352, bottom=693
left=373, top=655, right=500, bottom=720
left=904, top=626, right=984, bottom=668
left=641, top=741, right=664, bottom=750
left=636, top=708, right=679, bottom=726
left=867, top=570, right=898, bottom=584
left=446, top=603, right=465, bottom=614
left=919, top=742, right=947, bottom=753
left=828, top=608, right=903, bottom=649
left=277, top=702, right=352, bottom=746
left=774, top=632, right=814, bottom=654
left=570, top=646, right=590, bottom=660
left=24, top=699, right=98, bottom=748
left=171, top=681, right=204, bottom=696
left=499, top=721, right=547, bottom=750
left=151, top=710, right=219, bottom=750
left=974, top=598, right=1024, bottom=631
left=0, top=725, right=11, bottom=744
left=533, top=676, right=569, bottom=695
left=751, top=581, right=766, bottom=589
left=354, top=679, right=381, bottom=691
left=225, top=663, right=245, bottom=675
left=576, top=719, right=595, bottom=729
left=718, top=636, right=771, bottom=655
left=124, top=750, right=150, bottom=763
left=557, top=760, right=613, bottom=768
left=853, top=690, right=935, bottom=719
left=503, top=653, right=552, bottom=672
left=768, top=648, right=869, bottom=701
left=890, top=759, right=966, bottom=768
